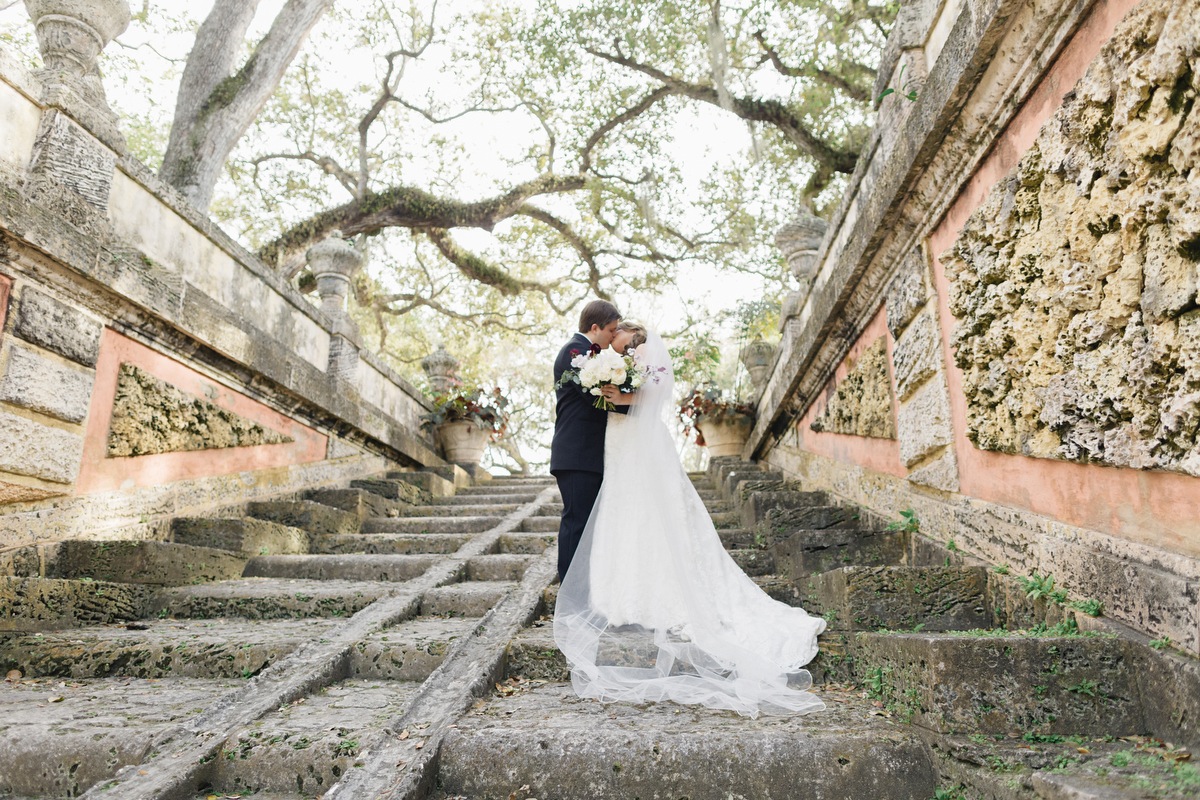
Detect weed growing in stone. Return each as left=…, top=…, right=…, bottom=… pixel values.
left=932, top=785, right=967, bottom=800
left=886, top=509, right=919, bottom=533
left=992, top=564, right=1010, bottom=575
left=1017, top=572, right=1068, bottom=604
left=1069, top=598, right=1104, bottom=616
left=1067, top=678, right=1099, bottom=697
left=1150, top=636, right=1172, bottom=650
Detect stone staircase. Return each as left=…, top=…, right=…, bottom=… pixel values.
left=1, top=460, right=1196, bottom=799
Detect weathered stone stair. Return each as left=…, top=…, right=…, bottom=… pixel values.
left=3, top=460, right=1196, bottom=799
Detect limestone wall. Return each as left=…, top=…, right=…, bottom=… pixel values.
left=0, top=45, right=440, bottom=548
left=752, top=0, right=1200, bottom=653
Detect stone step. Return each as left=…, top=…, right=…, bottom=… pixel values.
left=0, top=618, right=338, bottom=679
left=151, top=578, right=392, bottom=620
left=243, top=554, right=437, bottom=582
left=422, top=581, right=515, bottom=617
left=312, top=532, right=470, bottom=556
left=709, top=510, right=740, bottom=528
left=773, top=528, right=910, bottom=581
left=457, top=483, right=552, bottom=497
left=171, top=517, right=309, bottom=556
left=854, top=631, right=1146, bottom=738
left=397, top=502, right=521, bottom=518
left=433, top=492, right=539, bottom=506
left=386, top=470, right=455, bottom=497
left=741, top=491, right=840, bottom=529
left=755, top=505, right=875, bottom=545
left=0, top=676, right=241, bottom=797
left=434, top=682, right=938, bottom=799
left=246, top=499, right=361, bottom=537
left=519, top=515, right=561, bottom=533
left=349, top=478, right=429, bottom=504
left=752, top=575, right=808, bottom=607
left=305, top=487, right=403, bottom=522
left=1, top=540, right=246, bottom=586
left=348, top=615, right=480, bottom=680
left=495, top=533, right=554, bottom=554
left=361, top=515, right=502, bottom=534
left=728, top=547, right=777, bottom=577
left=465, top=554, right=535, bottom=582
left=534, top=502, right=564, bottom=516
left=717, top=528, right=759, bottom=549
left=809, top=566, right=990, bottom=633
left=721, top=470, right=783, bottom=500
left=205, top=678, right=421, bottom=796
left=1, top=576, right=152, bottom=632
left=505, top=623, right=567, bottom=681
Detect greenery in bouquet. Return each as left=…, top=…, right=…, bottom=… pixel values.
left=421, top=387, right=511, bottom=441
left=678, top=385, right=755, bottom=446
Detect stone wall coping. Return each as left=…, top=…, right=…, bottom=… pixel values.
left=749, top=0, right=1103, bottom=458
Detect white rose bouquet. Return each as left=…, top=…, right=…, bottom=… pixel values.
left=557, top=347, right=657, bottom=411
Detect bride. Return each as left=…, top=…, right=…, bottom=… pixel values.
left=553, top=319, right=826, bottom=717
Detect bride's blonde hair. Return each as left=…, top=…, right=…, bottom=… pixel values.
left=617, top=319, right=648, bottom=350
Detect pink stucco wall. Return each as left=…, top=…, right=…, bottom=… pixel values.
left=927, top=0, right=1200, bottom=556
left=794, top=305, right=906, bottom=478
left=75, top=329, right=327, bottom=494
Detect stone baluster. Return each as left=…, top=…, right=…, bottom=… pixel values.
left=775, top=212, right=829, bottom=325
left=307, top=232, right=365, bottom=379
left=421, top=345, right=460, bottom=395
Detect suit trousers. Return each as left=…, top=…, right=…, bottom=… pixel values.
left=554, top=469, right=604, bottom=581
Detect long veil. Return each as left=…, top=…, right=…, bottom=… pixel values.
left=553, top=331, right=825, bottom=718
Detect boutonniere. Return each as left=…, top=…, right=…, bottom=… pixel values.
left=589, top=343, right=602, bottom=354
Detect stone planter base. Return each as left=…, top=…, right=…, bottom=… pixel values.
left=436, top=421, right=489, bottom=466
left=697, top=418, right=751, bottom=458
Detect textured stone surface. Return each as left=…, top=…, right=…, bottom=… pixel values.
left=350, top=477, right=430, bottom=504
left=856, top=633, right=1145, bottom=737
left=152, top=578, right=390, bottom=620
left=943, top=0, right=1200, bottom=474
left=171, top=516, right=309, bottom=556
left=892, top=308, right=941, bottom=400
left=436, top=683, right=938, bottom=800
left=243, top=553, right=437, bottom=582
left=0, top=477, right=62, bottom=504
left=810, top=565, right=989, bottom=632
left=896, top=378, right=954, bottom=467
left=773, top=528, right=910, bottom=581
left=810, top=337, right=896, bottom=438
left=9, top=285, right=102, bottom=366
left=0, top=406, right=84, bottom=484
left=905, top=446, right=960, bottom=491
left=106, top=362, right=292, bottom=457
left=886, top=247, right=930, bottom=339
left=0, top=576, right=151, bottom=631
left=247, top=499, right=360, bottom=537
left=0, top=342, right=94, bottom=423
left=1, top=539, right=247, bottom=585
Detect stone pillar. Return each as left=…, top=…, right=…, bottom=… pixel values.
left=775, top=212, right=828, bottom=324
left=306, top=232, right=365, bottom=379
left=421, top=345, right=460, bottom=395
left=24, top=0, right=131, bottom=152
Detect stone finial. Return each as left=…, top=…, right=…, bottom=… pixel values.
left=306, top=231, right=364, bottom=316
left=774, top=212, right=828, bottom=284
left=739, top=337, right=776, bottom=394
left=421, top=345, right=460, bottom=395
left=25, top=0, right=131, bottom=78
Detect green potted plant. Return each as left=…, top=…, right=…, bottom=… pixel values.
left=679, top=385, right=755, bottom=458
left=421, top=387, right=510, bottom=466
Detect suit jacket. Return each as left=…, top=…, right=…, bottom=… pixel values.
left=550, top=333, right=624, bottom=475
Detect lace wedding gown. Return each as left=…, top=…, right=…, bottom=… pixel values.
left=553, top=332, right=826, bottom=718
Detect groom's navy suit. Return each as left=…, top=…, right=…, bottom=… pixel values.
left=551, top=333, right=625, bottom=581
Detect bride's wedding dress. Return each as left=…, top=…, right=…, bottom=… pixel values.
left=554, top=332, right=826, bottom=717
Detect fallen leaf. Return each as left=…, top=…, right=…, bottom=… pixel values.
left=414, top=741, right=425, bottom=750
left=5, top=670, right=21, bottom=682
left=49, top=696, right=64, bottom=703
left=398, top=730, right=409, bottom=740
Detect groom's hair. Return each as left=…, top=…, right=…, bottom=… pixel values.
left=578, top=299, right=621, bottom=332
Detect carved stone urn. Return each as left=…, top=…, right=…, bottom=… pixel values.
left=775, top=212, right=829, bottom=325
left=696, top=416, right=752, bottom=458
left=421, top=345, right=460, bottom=395
left=437, top=420, right=489, bottom=466
left=739, top=337, right=776, bottom=392
left=25, top=0, right=131, bottom=77
left=306, top=231, right=364, bottom=316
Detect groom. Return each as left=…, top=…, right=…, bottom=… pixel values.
left=551, top=299, right=624, bottom=582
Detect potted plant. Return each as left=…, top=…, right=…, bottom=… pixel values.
left=679, top=386, right=755, bottom=458
left=421, top=387, right=510, bottom=466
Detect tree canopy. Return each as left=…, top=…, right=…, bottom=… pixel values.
left=0, top=0, right=895, bottom=470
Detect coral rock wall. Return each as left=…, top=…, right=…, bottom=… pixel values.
left=944, top=0, right=1200, bottom=475
left=810, top=337, right=896, bottom=439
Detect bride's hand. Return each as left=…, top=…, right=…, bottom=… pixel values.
left=601, top=385, right=633, bottom=405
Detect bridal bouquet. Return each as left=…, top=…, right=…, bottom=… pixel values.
left=557, top=347, right=657, bottom=411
